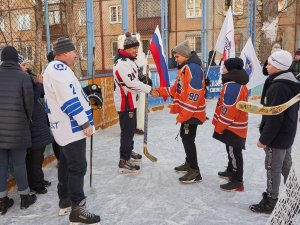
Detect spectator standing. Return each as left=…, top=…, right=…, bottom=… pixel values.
left=0, top=46, right=36, bottom=215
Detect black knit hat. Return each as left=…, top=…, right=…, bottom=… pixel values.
left=295, top=48, right=300, bottom=56
left=1, top=46, right=19, bottom=62
left=123, top=32, right=140, bottom=50
left=53, top=37, right=75, bottom=55
left=224, top=57, right=244, bottom=71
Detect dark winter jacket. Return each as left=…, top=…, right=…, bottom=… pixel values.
left=29, top=81, right=54, bottom=150
left=0, top=60, right=34, bottom=149
left=213, top=69, right=249, bottom=149
left=290, top=60, right=300, bottom=81
left=259, top=71, right=300, bottom=149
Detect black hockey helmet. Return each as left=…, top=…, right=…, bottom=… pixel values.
left=83, top=84, right=103, bottom=110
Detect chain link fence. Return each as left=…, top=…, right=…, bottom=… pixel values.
left=0, top=0, right=299, bottom=75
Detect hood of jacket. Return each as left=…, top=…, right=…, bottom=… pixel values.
left=272, top=71, right=300, bottom=95
left=0, top=60, right=22, bottom=70
left=178, top=51, right=202, bottom=69
left=222, top=69, right=249, bottom=85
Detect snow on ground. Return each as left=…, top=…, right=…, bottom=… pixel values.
left=2, top=100, right=300, bottom=225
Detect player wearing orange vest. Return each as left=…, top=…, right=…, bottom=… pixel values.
left=152, top=40, right=206, bottom=183
left=212, top=57, right=249, bottom=192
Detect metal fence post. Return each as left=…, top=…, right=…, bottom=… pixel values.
left=122, top=0, right=128, bottom=33
left=86, top=0, right=94, bottom=77
left=44, top=0, right=51, bottom=54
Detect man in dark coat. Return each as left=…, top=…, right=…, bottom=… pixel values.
left=250, top=50, right=300, bottom=214
left=18, top=55, right=54, bottom=195
left=0, top=46, right=37, bottom=215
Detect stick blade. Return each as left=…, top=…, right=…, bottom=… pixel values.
left=143, top=145, right=157, bottom=162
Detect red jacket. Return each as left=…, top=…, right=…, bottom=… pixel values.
left=157, top=57, right=206, bottom=124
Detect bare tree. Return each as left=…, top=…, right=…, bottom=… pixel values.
left=33, top=0, right=44, bottom=73
left=65, top=0, right=82, bottom=77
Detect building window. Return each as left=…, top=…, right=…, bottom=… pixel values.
left=137, top=0, right=161, bottom=18
left=111, top=40, right=118, bottom=58
left=224, top=0, right=244, bottom=16
left=278, top=0, right=287, bottom=12
left=19, top=45, right=33, bottom=60
left=49, top=11, right=60, bottom=25
left=80, top=42, right=87, bottom=60
left=186, top=34, right=201, bottom=54
left=78, top=9, right=86, bottom=26
left=17, top=14, right=31, bottom=31
left=110, top=5, right=122, bottom=24
left=234, top=33, right=243, bottom=54
left=142, top=40, right=150, bottom=55
left=0, top=16, right=4, bottom=31
left=186, top=0, right=202, bottom=18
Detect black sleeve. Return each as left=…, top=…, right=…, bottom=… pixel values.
left=259, top=84, right=290, bottom=146
left=22, top=75, right=34, bottom=122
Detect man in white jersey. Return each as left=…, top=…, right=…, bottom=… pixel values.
left=113, top=32, right=153, bottom=174
left=43, top=37, right=100, bottom=225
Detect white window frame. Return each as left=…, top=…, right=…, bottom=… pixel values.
left=0, top=16, right=4, bottom=31
left=111, top=40, right=118, bottom=58
left=78, top=9, right=86, bottom=26
left=19, top=44, right=33, bottom=60
left=109, top=5, right=122, bottom=24
left=186, top=33, right=201, bottom=55
left=223, top=0, right=244, bottom=16
left=80, top=42, right=87, bottom=60
left=49, top=11, right=60, bottom=25
left=186, top=0, right=202, bottom=18
left=17, top=14, right=31, bottom=31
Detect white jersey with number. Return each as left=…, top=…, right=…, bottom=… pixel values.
left=113, top=57, right=151, bottom=112
left=43, top=60, right=94, bottom=146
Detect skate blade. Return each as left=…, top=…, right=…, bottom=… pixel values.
left=118, top=168, right=140, bottom=175
left=59, top=207, right=71, bottom=216
left=70, top=222, right=100, bottom=225
left=220, top=186, right=244, bottom=192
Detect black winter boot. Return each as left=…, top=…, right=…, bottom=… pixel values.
left=0, top=196, right=14, bottom=215
left=220, top=180, right=244, bottom=192
left=174, top=161, right=191, bottom=173
left=20, top=194, right=37, bottom=209
left=130, top=151, right=142, bottom=161
left=69, top=199, right=100, bottom=225
left=218, top=168, right=233, bottom=180
left=179, top=169, right=202, bottom=183
left=59, top=197, right=72, bottom=216
left=118, top=159, right=140, bottom=175
left=249, top=192, right=278, bottom=214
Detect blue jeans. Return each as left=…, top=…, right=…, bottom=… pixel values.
left=0, top=148, right=30, bottom=198
left=57, top=138, right=87, bottom=205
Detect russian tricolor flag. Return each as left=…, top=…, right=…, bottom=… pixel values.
left=149, top=26, right=170, bottom=88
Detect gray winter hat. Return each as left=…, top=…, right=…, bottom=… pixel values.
left=53, top=37, right=75, bottom=55
left=172, top=40, right=192, bottom=58
left=123, top=32, right=140, bottom=50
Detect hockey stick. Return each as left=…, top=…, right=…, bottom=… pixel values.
left=90, top=46, right=95, bottom=191
left=236, top=93, right=300, bottom=115
left=143, top=53, right=157, bottom=162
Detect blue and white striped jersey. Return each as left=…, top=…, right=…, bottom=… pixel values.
left=43, top=60, right=94, bottom=146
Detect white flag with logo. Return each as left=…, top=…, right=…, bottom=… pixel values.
left=240, top=38, right=266, bottom=90
left=215, top=6, right=235, bottom=59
